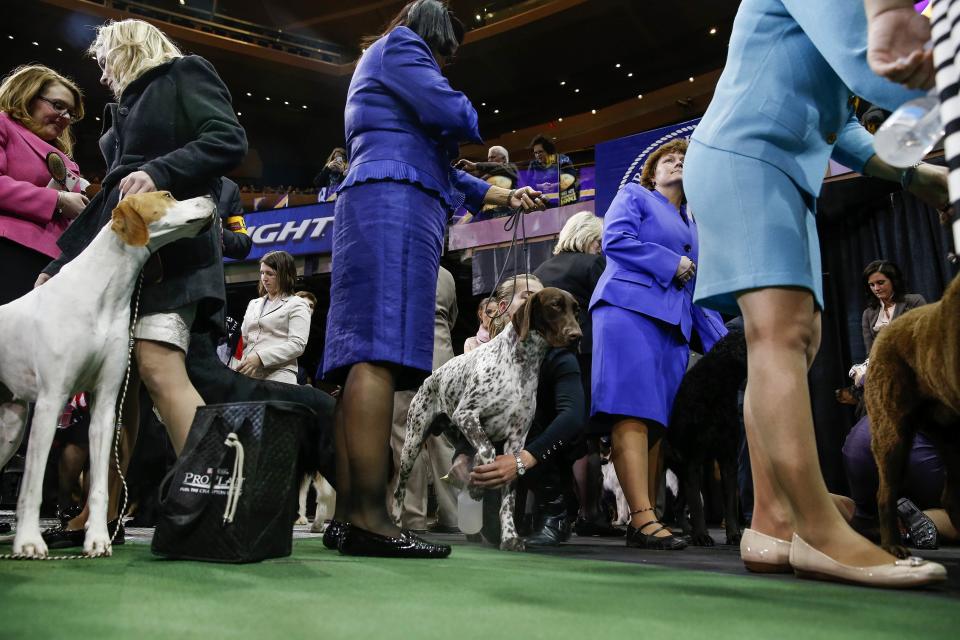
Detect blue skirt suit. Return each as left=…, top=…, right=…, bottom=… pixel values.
left=322, top=26, right=490, bottom=390
left=590, top=184, right=726, bottom=431
left=683, top=0, right=921, bottom=314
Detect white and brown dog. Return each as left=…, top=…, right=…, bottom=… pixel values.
left=0, top=192, right=215, bottom=558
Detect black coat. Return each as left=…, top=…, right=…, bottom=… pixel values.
left=45, top=55, right=247, bottom=332
left=533, top=251, right=605, bottom=355
left=218, top=177, right=252, bottom=261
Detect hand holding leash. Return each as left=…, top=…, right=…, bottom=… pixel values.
left=509, top=185, right=546, bottom=211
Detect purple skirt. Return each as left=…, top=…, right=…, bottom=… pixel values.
left=322, top=180, right=446, bottom=390
left=590, top=302, right=688, bottom=431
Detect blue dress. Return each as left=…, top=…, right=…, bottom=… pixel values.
left=589, top=184, right=726, bottom=429
left=322, top=27, right=490, bottom=390
left=684, top=0, right=919, bottom=314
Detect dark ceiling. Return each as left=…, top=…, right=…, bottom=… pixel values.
left=0, top=0, right=739, bottom=186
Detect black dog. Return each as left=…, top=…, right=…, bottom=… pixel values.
left=185, top=331, right=337, bottom=488
left=667, top=330, right=747, bottom=546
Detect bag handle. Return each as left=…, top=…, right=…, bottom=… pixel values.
left=222, top=432, right=245, bottom=524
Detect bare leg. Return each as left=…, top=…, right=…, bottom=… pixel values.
left=610, top=419, right=671, bottom=537
left=738, top=287, right=895, bottom=566
left=340, top=362, right=399, bottom=536
left=136, top=340, right=203, bottom=456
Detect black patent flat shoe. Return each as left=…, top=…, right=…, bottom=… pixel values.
left=338, top=525, right=451, bottom=558
left=897, top=498, right=938, bottom=550
left=322, top=519, right=347, bottom=550
left=625, top=520, right=686, bottom=550
left=43, top=519, right=125, bottom=549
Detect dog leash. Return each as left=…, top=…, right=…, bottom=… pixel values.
left=0, top=273, right=143, bottom=561
left=485, top=203, right=532, bottom=326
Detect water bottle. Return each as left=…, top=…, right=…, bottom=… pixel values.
left=873, top=91, right=944, bottom=168
left=457, top=490, right=483, bottom=534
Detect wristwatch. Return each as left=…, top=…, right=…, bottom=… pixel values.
left=514, top=452, right=527, bottom=476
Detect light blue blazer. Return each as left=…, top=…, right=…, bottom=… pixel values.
left=691, top=0, right=922, bottom=197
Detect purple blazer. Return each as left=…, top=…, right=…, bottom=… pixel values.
left=590, top=183, right=726, bottom=351
left=0, top=112, right=82, bottom=258
left=340, top=26, right=489, bottom=212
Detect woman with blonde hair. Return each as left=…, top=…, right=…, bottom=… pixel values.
left=534, top=211, right=616, bottom=535
left=38, top=18, right=246, bottom=549
left=0, top=65, right=88, bottom=304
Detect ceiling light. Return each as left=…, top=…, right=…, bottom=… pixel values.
left=180, top=0, right=186, bottom=5
left=493, top=109, right=499, bottom=114
left=95, top=116, right=100, bottom=121
left=7, top=35, right=13, bottom=40
left=560, top=81, right=566, bottom=86
left=591, top=109, right=597, bottom=114
left=512, top=130, right=516, bottom=133
left=688, top=76, right=694, bottom=82
left=481, top=102, right=486, bottom=106
left=627, top=72, right=633, bottom=77
left=283, top=100, right=289, bottom=105
left=709, top=27, right=717, bottom=35
left=637, top=94, right=643, bottom=99
left=615, top=63, right=621, bottom=68
left=265, top=96, right=271, bottom=101
left=56, top=47, right=62, bottom=52
left=246, top=92, right=252, bottom=97
left=302, top=105, right=307, bottom=109
left=558, top=117, right=563, bottom=122
left=237, top=112, right=242, bottom=116
left=574, top=88, right=580, bottom=93
left=475, top=14, right=482, bottom=21
left=31, top=41, right=38, bottom=46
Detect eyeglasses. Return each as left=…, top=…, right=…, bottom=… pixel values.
left=36, top=95, right=79, bottom=121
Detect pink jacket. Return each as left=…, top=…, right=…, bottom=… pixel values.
left=0, top=112, right=82, bottom=258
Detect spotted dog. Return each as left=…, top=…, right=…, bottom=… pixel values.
left=394, top=287, right=582, bottom=551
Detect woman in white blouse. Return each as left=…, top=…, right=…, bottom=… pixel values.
left=236, top=250, right=311, bottom=384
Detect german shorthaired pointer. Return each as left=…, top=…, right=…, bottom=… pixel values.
left=394, top=287, right=582, bottom=551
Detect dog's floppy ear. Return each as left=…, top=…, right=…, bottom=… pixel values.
left=512, top=292, right=539, bottom=340
left=110, top=198, right=149, bottom=246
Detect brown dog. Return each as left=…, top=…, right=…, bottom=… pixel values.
left=865, top=274, right=960, bottom=557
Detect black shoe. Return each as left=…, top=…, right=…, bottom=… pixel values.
left=625, top=520, right=686, bottom=550
left=44, top=519, right=125, bottom=549
left=897, top=498, right=938, bottom=550
left=427, top=522, right=461, bottom=534
left=322, top=519, right=347, bottom=550
left=525, top=515, right=571, bottom=547
left=338, top=525, right=451, bottom=558
left=57, top=504, right=83, bottom=528
left=574, top=516, right=625, bottom=537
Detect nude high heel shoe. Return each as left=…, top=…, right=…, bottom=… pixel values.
left=789, top=534, right=947, bottom=588
left=740, top=528, right=792, bottom=573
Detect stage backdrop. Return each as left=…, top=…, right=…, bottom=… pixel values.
left=594, top=118, right=700, bottom=217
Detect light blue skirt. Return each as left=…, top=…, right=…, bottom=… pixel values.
left=683, top=141, right=823, bottom=314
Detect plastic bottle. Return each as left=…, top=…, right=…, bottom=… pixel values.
left=873, top=92, right=944, bottom=168
left=457, top=490, right=483, bottom=534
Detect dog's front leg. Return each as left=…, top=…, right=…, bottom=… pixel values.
left=12, top=395, right=63, bottom=558
left=84, top=367, right=126, bottom=558
left=683, top=460, right=712, bottom=546
left=498, top=485, right=524, bottom=551
left=452, top=409, right=495, bottom=501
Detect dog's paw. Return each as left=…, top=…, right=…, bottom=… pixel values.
left=690, top=532, right=715, bottom=547
left=726, top=530, right=742, bottom=546
left=13, top=531, right=48, bottom=559
left=294, top=516, right=309, bottom=526
left=84, top=523, right=112, bottom=558
left=310, top=519, right=327, bottom=534
left=500, top=536, right=526, bottom=552
left=884, top=543, right=911, bottom=559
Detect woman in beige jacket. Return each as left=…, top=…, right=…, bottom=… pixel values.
left=236, top=250, right=311, bottom=384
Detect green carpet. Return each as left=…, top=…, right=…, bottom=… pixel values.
left=1, top=540, right=957, bottom=639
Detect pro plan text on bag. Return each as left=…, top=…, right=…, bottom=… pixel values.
left=152, top=401, right=316, bottom=563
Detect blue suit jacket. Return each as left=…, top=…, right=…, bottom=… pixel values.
left=691, top=0, right=922, bottom=197
left=590, top=184, right=726, bottom=351
left=341, top=26, right=489, bottom=212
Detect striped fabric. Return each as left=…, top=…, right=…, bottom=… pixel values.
left=931, top=0, right=960, bottom=250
